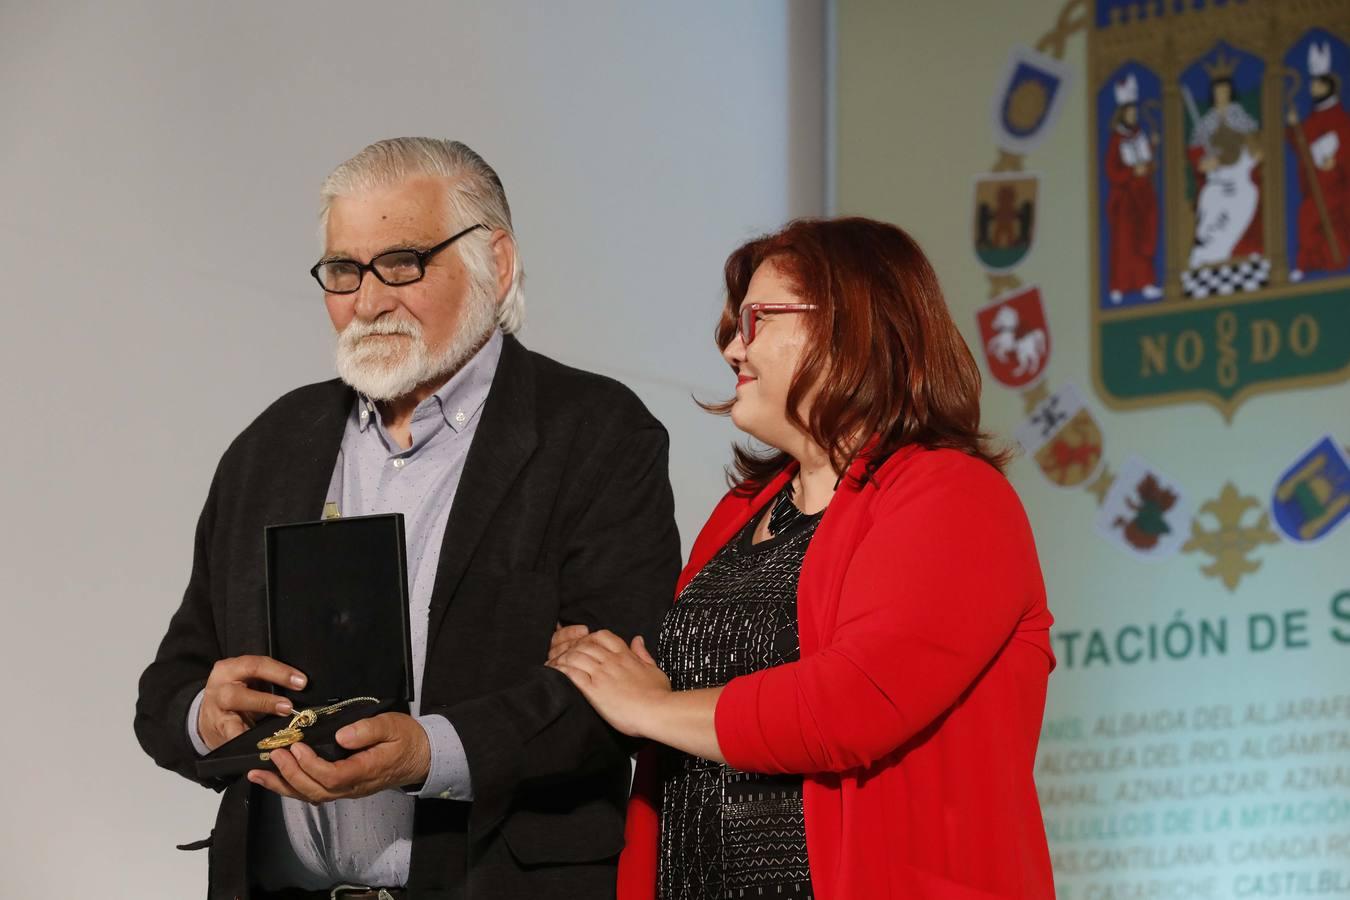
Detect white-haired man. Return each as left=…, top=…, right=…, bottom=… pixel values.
left=136, top=138, right=681, bottom=900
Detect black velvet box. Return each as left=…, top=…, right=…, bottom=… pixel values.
left=196, top=513, right=413, bottom=780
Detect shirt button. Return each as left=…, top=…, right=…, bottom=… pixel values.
left=392, top=458, right=406, bottom=469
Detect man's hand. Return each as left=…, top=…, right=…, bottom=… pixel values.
left=247, top=712, right=431, bottom=803
left=547, top=630, right=671, bottom=737
left=198, top=655, right=307, bottom=751
left=549, top=622, right=591, bottom=663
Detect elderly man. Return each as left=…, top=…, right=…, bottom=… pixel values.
left=135, top=138, right=680, bottom=900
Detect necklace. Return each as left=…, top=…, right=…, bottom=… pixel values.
left=256, top=696, right=380, bottom=750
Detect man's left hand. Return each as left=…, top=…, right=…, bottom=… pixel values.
left=248, top=712, right=431, bottom=803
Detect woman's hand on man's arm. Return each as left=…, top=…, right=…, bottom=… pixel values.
left=547, top=629, right=728, bottom=763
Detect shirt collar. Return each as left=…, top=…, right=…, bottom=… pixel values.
left=356, top=328, right=504, bottom=435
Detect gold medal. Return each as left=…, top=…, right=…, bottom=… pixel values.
left=256, top=696, right=379, bottom=751
left=257, top=728, right=303, bottom=750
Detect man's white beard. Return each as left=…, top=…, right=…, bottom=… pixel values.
left=334, top=282, right=498, bottom=402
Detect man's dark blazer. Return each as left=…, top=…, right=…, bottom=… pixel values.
left=135, top=334, right=681, bottom=900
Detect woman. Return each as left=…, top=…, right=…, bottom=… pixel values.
left=548, top=217, right=1055, bottom=899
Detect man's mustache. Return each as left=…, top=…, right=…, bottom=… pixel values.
left=340, top=317, right=421, bottom=346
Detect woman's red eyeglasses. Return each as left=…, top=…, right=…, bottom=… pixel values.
left=737, top=303, right=819, bottom=345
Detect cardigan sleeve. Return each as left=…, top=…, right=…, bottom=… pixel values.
left=714, top=453, right=1050, bottom=775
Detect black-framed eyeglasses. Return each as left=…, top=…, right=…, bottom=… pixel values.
left=310, top=223, right=487, bottom=294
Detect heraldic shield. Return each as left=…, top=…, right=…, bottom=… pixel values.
left=974, top=173, right=1039, bottom=272
left=977, top=286, right=1052, bottom=389
left=993, top=47, right=1073, bottom=154
left=1016, top=384, right=1105, bottom=490
left=1094, top=455, right=1194, bottom=559
left=1271, top=435, right=1350, bottom=543
left=1088, top=1, right=1350, bottom=420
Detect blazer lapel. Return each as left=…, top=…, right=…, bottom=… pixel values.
left=229, top=380, right=351, bottom=656
left=278, top=380, right=353, bottom=520
left=426, top=335, right=539, bottom=646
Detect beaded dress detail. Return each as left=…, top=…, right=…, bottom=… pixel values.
left=656, top=486, right=820, bottom=900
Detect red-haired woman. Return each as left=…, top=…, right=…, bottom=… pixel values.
left=548, top=217, right=1056, bottom=899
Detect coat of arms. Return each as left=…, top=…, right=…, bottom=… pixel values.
left=1272, top=435, right=1350, bottom=542
left=974, top=174, right=1039, bottom=273
left=1095, top=455, right=1193, bottom=558
left=968, top=0, right=1347, bottom=590
left=993, top=47, right=1074, bottom=154
left=1089, top=3, right=1350, bottom=419
left=1015, top=384, right=1105, bottom=489
left=977, top=286, right=1052, bottom=389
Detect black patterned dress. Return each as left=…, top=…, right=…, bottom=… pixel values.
left=657, top=489, right=820, bottom=900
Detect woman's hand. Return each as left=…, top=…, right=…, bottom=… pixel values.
left=547, top=630, right=671, bottom=737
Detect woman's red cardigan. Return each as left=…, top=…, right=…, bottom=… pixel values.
left=617, top=446, right=1057, bottom=899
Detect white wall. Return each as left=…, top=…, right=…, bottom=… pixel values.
left=0, top=2, right=825, bottom=895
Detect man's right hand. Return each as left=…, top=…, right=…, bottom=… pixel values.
left=198, top=655, right=307, bottom=751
